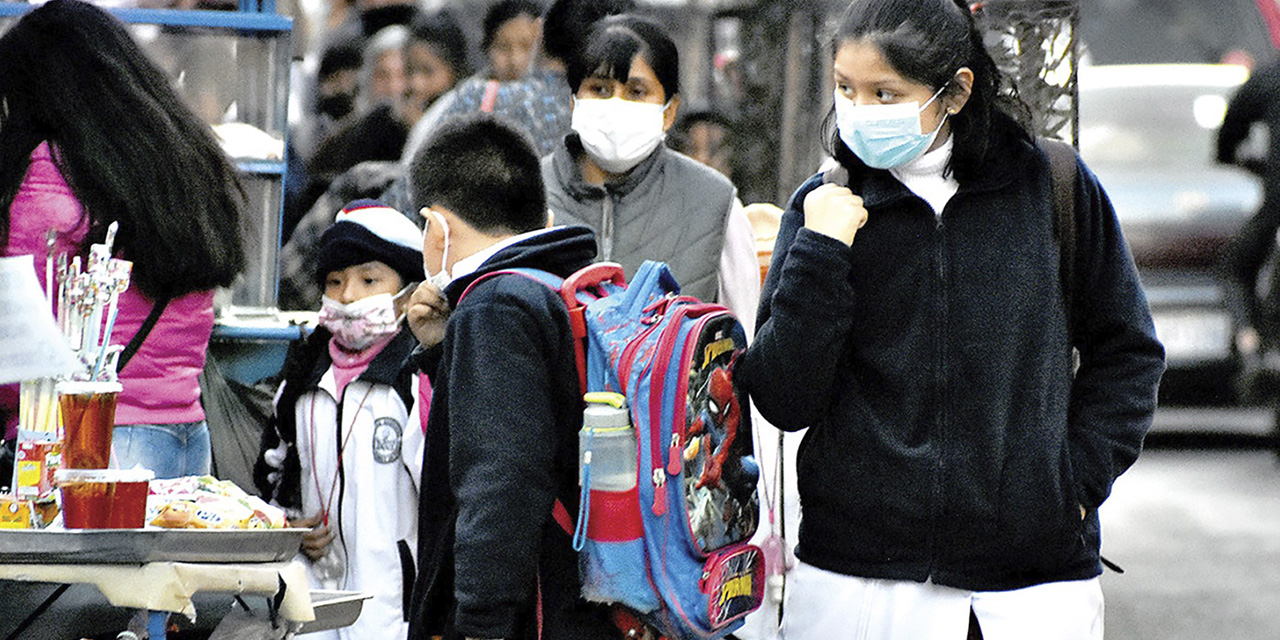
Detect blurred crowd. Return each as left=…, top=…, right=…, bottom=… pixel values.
left=265, top=0, right=779, bottom=310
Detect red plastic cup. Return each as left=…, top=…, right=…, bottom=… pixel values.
left=57, top=380, right=122, bottom=469
left=55, top=468, right=154, bottom=529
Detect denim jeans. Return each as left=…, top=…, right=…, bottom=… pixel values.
left=112, top=421, right=211, bottom=480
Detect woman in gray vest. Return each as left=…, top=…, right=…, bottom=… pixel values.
left=541, top=14, right=760, bottom=331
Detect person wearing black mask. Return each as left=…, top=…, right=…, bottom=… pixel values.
left=296, top=36, right=363, bottom=162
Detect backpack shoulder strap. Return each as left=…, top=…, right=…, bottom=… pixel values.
left=1041, top=137, right=1079, bottom=339
left=458, top=268, right=564, bottom=302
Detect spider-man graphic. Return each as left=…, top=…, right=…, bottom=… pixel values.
left=683, top=344, right=758, bottom=553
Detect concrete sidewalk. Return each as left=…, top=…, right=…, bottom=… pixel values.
left=1100, top=444, right=1280, bottom=639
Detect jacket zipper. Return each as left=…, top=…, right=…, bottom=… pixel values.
left=601, top=195, right=615, bottom=261
left=929, top=214, right=947, bottom=579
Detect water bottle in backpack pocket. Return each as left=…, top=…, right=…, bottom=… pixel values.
left=574, top=392, right=658, bottom=611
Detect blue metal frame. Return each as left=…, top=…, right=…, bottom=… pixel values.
left=0, top=4, right=290, bottom=30
left=236, top=160, right=287, bottom=176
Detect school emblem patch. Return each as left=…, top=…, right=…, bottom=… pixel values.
left=372, top=417, right=403, bottom=463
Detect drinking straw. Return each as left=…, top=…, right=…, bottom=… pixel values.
left=103, top=221, right=118, bottom=254
left=92, top=307, right=115, bottom=380
left=17, top=379, right=56, bottom=434
left=44, top=229, right=55, bottom=309
left=92, top=259, right=132, bottom=380
left=84, top=287, right=101, bottom=360
left=38, top=378, right=55, bottom=433
left=67, top=257, right=82, bottom=351
left=56, top=253, right=68, bottom=336
left=19, top=379, right=33, bottom=433
left=93, top=294, right=119, bottom=380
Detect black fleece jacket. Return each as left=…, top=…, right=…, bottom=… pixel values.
left=407, top=225, right=617, bottom=640
left=741, top=128, right=1165, bottom=591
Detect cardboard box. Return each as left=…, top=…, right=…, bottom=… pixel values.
left=15, top=440, right=61, bottom=500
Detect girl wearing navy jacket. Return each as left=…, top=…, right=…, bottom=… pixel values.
left=739, top=1, right=1164, bottom=639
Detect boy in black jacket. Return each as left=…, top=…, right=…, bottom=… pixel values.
left=403, top=113, right=617, bottom=640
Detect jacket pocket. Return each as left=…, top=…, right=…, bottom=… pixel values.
left=994, top=442, right=1082, bottom=573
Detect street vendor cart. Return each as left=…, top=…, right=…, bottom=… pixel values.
left=0, top=528, right=373, bottom=638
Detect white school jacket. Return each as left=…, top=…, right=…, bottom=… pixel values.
left=292, top=358, right=425, bottom=640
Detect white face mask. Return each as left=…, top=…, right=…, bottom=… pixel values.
left=319, top=284, right=413, bottom=351
left=421, top=208, right=452, bottom=289
left=571, top=97, right=669, bottom=173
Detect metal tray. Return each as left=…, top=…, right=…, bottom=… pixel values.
left=0, top=528, right=306, bottom=564
left=296, top=590, right=372, bottom=634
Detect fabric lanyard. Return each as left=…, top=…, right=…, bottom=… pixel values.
left=309, top=384, right=375, bottom=526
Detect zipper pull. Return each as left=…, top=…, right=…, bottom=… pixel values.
left=651, top=468, right=667, bottom=516
left=666, top=432, right=682, bottom=475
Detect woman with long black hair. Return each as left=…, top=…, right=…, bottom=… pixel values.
left=740, top=1, right=1165, bottom=637
left=0, top=0, right=247, bottom=479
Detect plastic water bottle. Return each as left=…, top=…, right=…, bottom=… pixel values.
left=580, top=392, right=637, bottom=492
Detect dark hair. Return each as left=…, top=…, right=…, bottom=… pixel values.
left=318, top=34, right=363, bottom=79
left=824, top=0, right=1032, bottom=182
left=673, top=108, right=735, bottom=137
left=408, top=10, right=474, bottom=81
left=541, top=0, right=636, bottom=65
left=482, top=0, right=543, bottom=53
left=0, top=0, right=246, bottom=299
left=567, top=14, right=679, bottom=100
left=358, top=2, right=420, bottom=39
left=409, top=113, right=546, bottom=234
left=668, top=107, right=737, bottom=168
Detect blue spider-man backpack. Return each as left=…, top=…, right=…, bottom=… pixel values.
left=462, top=260, right=764, bottom=639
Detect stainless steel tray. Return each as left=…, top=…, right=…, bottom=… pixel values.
left=0, top=528, right=306, bottom=564
left=296, top=590, right=373, bottom=634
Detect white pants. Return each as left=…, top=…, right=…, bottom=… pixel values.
left=780, top=560, right=1104, bottom=640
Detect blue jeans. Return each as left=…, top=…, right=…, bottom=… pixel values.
left=112, top=421, right=211, bottom=479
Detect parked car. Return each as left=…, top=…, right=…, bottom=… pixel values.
left=1078, top=63, right=1264, bottom=405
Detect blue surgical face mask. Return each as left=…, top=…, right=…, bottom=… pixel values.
left=834, top=84, right=949, bottom=170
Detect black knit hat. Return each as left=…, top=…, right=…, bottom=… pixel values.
left=315, top=199, right=425, bottom=285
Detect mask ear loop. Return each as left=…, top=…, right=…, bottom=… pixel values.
left=920, top=81, right=954, bottom=136
left=421, top=208, right=452, bottom=287
left=919, top=81, right=950, bottom=113
left=391, top=283, right=415, bottom=326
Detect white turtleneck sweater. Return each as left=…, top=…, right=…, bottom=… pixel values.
left=890, top=135, right=958, bottom=218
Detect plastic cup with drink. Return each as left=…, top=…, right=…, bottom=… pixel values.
left=57, top=379, right=121, bottom=470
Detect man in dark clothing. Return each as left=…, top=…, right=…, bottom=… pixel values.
left=1219, top=58, right=1280, bottom=362
left=403, top=113, right=617, bottom=640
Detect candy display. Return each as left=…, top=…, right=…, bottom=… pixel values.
left=146, top=476, right=287, bottom=530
